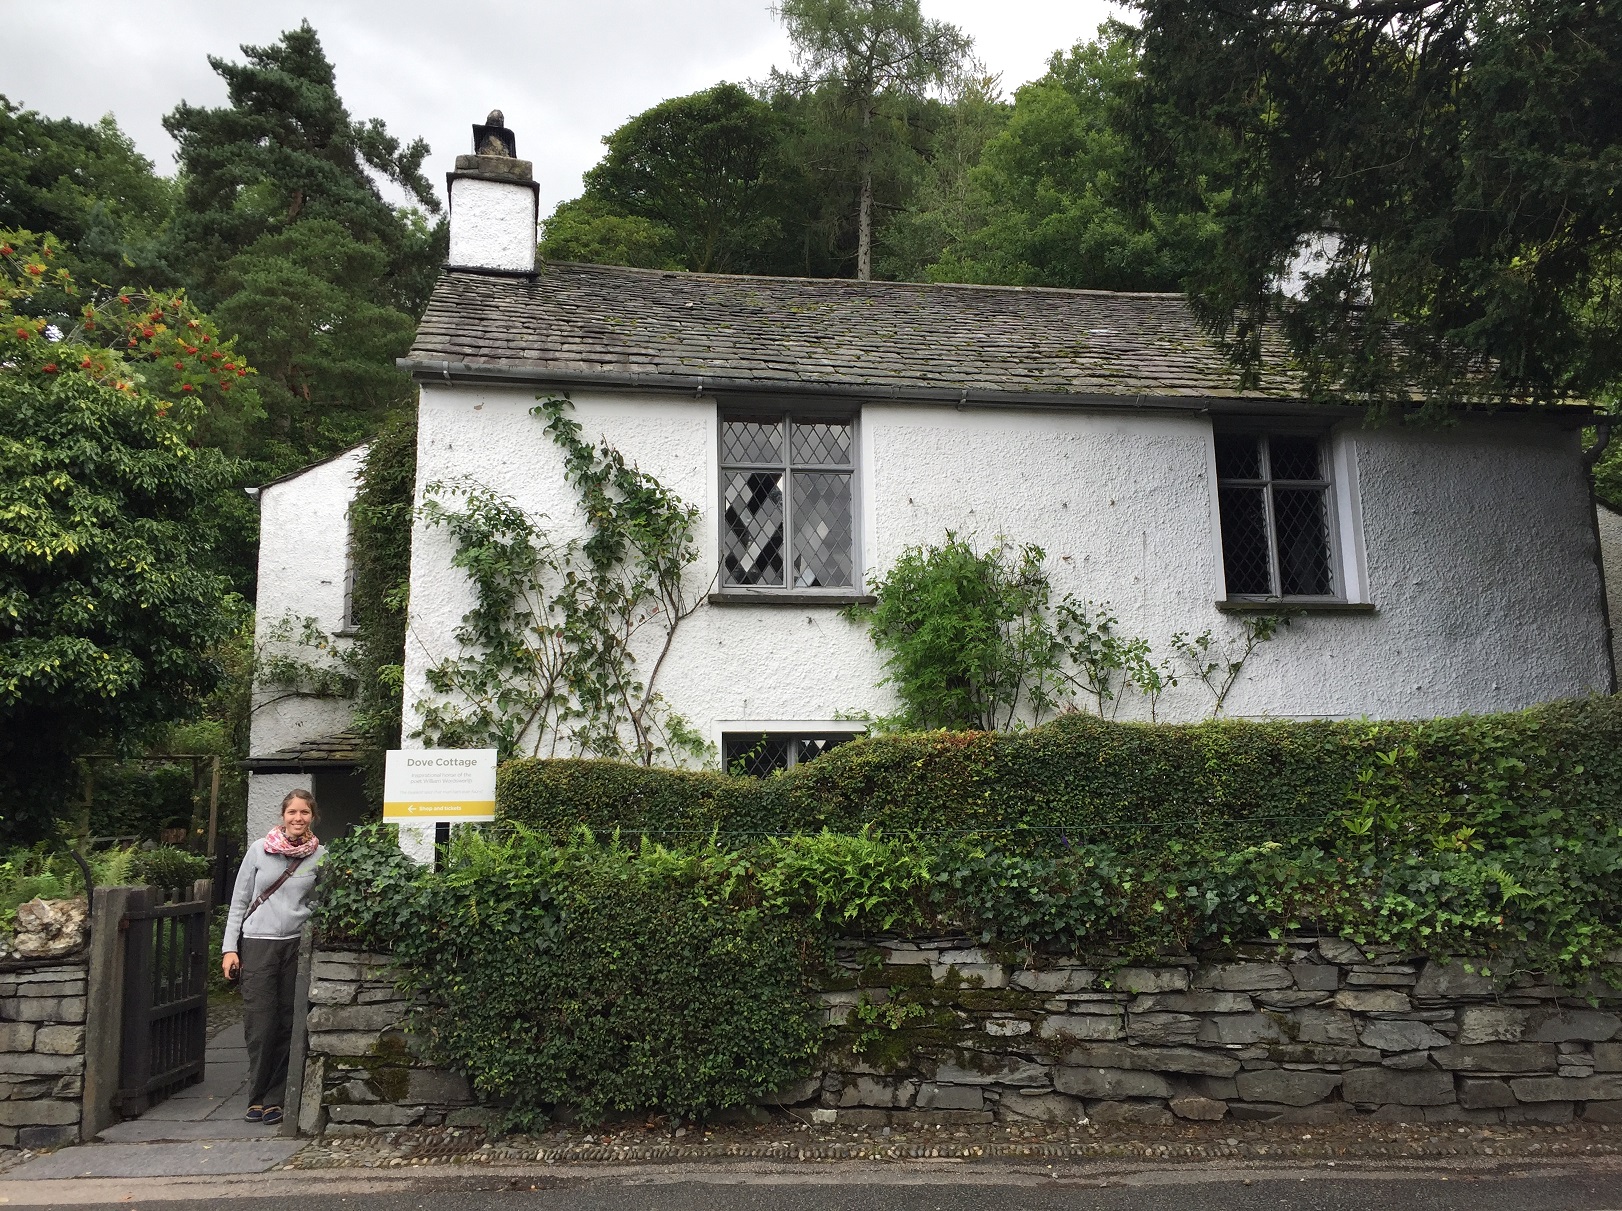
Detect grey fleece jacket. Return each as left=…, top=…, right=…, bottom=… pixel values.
left=222, top=839, right=325, bottom=953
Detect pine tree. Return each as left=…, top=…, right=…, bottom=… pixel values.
left=163, top=22, right=444, bottom=461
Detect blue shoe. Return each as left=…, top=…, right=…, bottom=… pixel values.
left=262, top=1106, right=284, bottom=1125
left=244, top=1105, right=264, bottom=1123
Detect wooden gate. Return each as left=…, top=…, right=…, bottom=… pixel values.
left=116, top=882, right=210, bottom=1116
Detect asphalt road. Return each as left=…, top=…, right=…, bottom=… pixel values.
left=23, top=1161, right=1622, bottom=1211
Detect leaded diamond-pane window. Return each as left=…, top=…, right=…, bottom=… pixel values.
left=1215, top=432, right=1337, bottom=599
left=723, top=731, right=860, bottom=777
left=721, top=412, right=855, bottom=589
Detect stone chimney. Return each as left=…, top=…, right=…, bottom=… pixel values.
left=446, top=110, right=539, bottom=275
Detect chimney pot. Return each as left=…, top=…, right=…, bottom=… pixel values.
left=447, top=109, right=538, bottom=275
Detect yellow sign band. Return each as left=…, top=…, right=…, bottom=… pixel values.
left=382, top=799, right=496, bottom=819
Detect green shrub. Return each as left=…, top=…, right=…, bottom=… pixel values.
left=132, top=847, right=210, bottom=893
left=89, top=762, right=196, bottom=840
left=319, top=827, right=821, bottom=1126
left=319, top=699, right=1622, bottom=1125
left=499, top=696, right=1622, bottom=854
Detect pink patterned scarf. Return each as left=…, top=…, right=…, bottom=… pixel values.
left=264, top=825, right=319, bottom=859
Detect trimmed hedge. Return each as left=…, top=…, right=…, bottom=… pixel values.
left=497, top=696, right=1622, bottom=852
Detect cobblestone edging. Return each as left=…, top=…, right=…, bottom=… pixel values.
left=281, top=1121, right=1621, bottom=1169
left=0, top=959, right=88, bottom=1148
left=300, top=939, right=1622, bottom=1134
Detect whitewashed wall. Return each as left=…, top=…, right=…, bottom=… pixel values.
left=249, top=446, right=367, bottom=759
left=400, top=384, right=1608, bottom=757
left=1597, top=504, right=1622, bottom=674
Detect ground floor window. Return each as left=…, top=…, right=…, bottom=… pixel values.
left=722, top=731, right=861, bottom=777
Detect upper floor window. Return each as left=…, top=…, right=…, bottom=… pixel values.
left=341, top=506, right=360, bottom=632
left=721, top=411, right=855, bottom=590
left=1215, top=431, right=1337, bottom=599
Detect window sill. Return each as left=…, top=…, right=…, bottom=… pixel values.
left=709, top=592, right=876, bottom=608
left=1215, top=599, right=1375, bottom=614
left=332, top=628, right=361, bottom=638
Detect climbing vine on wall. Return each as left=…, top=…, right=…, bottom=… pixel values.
left=412, top=396, right=707, bottom=764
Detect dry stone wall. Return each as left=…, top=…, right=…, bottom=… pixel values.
left=300, top=939, right=1622, bottom=1132
left=0, top=958, right=88, bottom=1147
left=808, top=937, right=1622, bottom=1128
left=300, top=950, right=482, bottom=1134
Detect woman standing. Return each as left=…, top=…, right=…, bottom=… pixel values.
left=222, top=789, right=325, bottom=1126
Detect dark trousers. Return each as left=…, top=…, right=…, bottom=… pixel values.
left=240, top=936, right=300, bottom=1108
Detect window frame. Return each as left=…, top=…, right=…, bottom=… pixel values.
left=715, top=405, right=862, bottom=599
left=1212, top=424, right=1347, bottom=605
left=721, top=728, right=865, bottom=778
left=338, top=505, right=361, bottom=635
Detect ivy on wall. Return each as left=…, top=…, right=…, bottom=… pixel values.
left=412, top=396, right=707, bottom=764
left=349, top=411, right=418, bottom=800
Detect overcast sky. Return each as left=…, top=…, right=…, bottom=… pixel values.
left=3, top=0, right=1126, bottom=216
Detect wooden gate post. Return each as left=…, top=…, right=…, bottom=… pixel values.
left=82, top=884, right=140, bottom=1140
left=116, top=887, right=157, bottom=1118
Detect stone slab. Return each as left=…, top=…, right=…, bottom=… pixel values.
left=1235, top=1069, right=1342, bottom=1106
left=1039, top=1014, right=1123, bottom=1042
left=1, top=1139, right=301, bottom=1178
left=1360, top=1019, right=1449, bottom=1052
left=1011, top=968, right=1094, bottom=994
left=1062, top=1042, right=1240, bottom=1078
left=1129, top=992, right=1252, bottom=1014
left=1457, top=1006, right=1528, bottom=1045
left=1432, top=1043, right=1558, bottom=1073
left=97, top=1117, right=281, bottom=1142
left=996, top=1092, right=1085, bottom=1123
left=1342, top=1067, right=1456, bottom=1106
left=1199, top=964, right=1292, bottom=992
left=1112, top=968, right=1190, bottom=994
left=1290, top=964, right=1341, bottom=992
left=1414, top=961, right=1499, bottom=998
left=1529, top=1012, right=1620, bottom=1043
left=1053, top=1067, right=1172, bottom=1100
left=1509, top=1074, right=1622, bottom=1102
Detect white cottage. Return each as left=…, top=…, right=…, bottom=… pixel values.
left=250, top=113, right=1616, bottom=839
left=241, top=444, right=373, bottom=841
left=392, top=115, right=1612, bottom=779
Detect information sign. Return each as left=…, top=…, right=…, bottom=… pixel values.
left=382, top=749, right=497, bottom=822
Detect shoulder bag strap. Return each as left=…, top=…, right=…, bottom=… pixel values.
left=242, top=855, right=306, bottom=923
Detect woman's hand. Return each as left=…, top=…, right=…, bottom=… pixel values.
left=222, top=951, right=240, bottom=980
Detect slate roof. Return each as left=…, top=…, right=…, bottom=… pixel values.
left=242, top=729, right=366, bottom=771
left=405, top=262, right=1302, bottom=405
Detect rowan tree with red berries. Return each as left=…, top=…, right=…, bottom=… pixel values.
left=0, top=230, right=258, bottom=844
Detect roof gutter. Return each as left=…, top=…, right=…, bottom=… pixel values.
left=397, top=357, right=1379, bottom=420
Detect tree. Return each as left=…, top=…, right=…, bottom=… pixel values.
left=211, top=220, right=420, bottom=460
left=0, top=231, right=252, bottom=844
left=775, top=0, right=973, bottom=280
left=1125, top=0, right=1622, bottom=410
left=562, top=84, right=793, bottom=274
left=540, top=197, right=681, bottom=270
left=873, top=72, right=1008, bottom=281
left=903, top=26, right=1219, bottom=291
left=163, top=21, right=440, bottom=310
left=163, top=22, right=443, bottom=468
left=0, top=97, right=176, bottom=292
